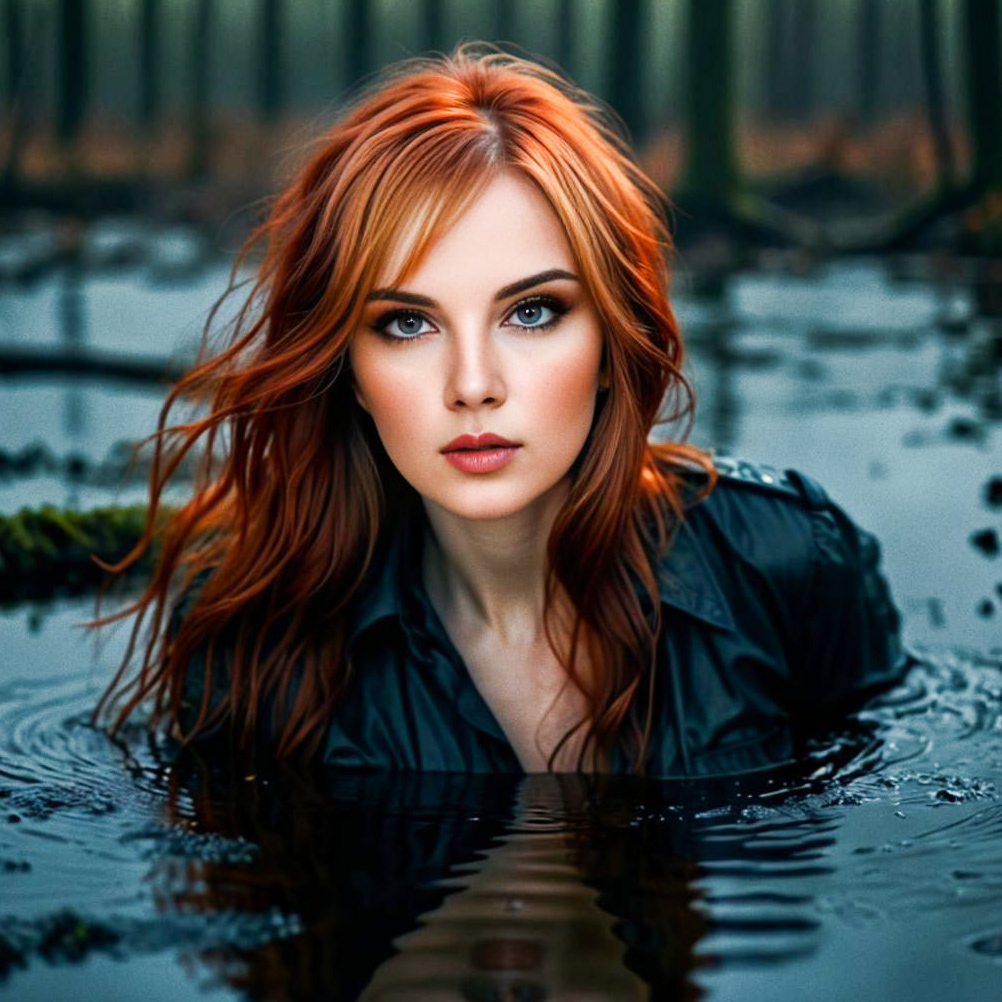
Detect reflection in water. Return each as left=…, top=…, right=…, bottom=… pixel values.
left=156, top=765, right=720, bottom=1001
left=688, top=319, right=740, bottom=455
left=157, top=768, right=523, bottom=1002
left=155, top=758, right=849, bottom=1001
left=58, top=261, right=87, bottom=507
left=357, top=776, right=654, bottom=1002
left=1, top=642, right=1001, bottom=999
left=940, top=317, right=1002, bottom=424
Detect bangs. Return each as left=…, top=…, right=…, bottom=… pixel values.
left=348, top=129, right=503, bottom=297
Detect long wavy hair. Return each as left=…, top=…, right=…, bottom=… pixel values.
left=93, top=43, right=715, bottom=772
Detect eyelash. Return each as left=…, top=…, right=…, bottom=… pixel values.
left=371, top=294, right=570, bottom=344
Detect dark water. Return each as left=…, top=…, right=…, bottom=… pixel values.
left=1, top=629, right=1001, bottom=1001
left=2, top=236, right=1001, bottom=999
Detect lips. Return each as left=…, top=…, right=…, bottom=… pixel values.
left=441, top=433, right=520, bottom=453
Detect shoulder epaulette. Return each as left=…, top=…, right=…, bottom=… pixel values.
left=711, top=455, right=803, bottom=501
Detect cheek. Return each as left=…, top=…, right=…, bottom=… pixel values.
left=351, top=351, right=433, bottom=452
left=359, top=376, right=419, bottom=433
left=528, top=341, right=602, bottom=425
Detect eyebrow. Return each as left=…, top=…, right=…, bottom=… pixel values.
left=365, top=269, right=580, bottom=308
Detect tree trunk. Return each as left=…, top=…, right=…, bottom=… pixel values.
left=57, top=0, right=88, bottom=147
left=788, top=0, right=817, bottom=121
left=762, top=0, right=790, bottom=121
left=345, top=0, right=372, bottom=90
left=493, top=0, right=514, bottom=45
left=189, top=0, right=212, bottom=178
left=2, top=0, right=24, bottom=185
left=556, top=0, right=576, bottom=81
left=138, top=0, right=160, bottom=138
left=857, top=0, right=882, bottom=126
left=918, top=0, right=954, bottom=191
left=422, top=0, right=445, bottom=55
left=681, top=0, right=737, bottom=202
left=3, top=0, right=23, bottom=107
left=257, top=0, right=282, bottom=123
left=962, top=0, right=1002, bottom=195
left=607, top=0, right=646, bottom=143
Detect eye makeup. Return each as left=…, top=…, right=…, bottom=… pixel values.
left=371, top=293, right=571, bottom=344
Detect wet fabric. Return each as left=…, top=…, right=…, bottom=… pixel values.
left=178, top=461, right=908, bottom=778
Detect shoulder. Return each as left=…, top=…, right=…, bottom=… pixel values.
left=666, top=454, right=897, bottom=641
left=651, top=453, right=896, bottom=645
left=670, top=454, right=836, bottom=577
left=685, top=454, right=833, bottom=510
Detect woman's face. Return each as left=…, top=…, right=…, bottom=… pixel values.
left=349, top=172, right=605, bottom=523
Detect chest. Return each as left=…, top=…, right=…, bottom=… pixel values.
left=339, top=614, right=793, bottom=777
left=444, top=628, right=598, bottom=773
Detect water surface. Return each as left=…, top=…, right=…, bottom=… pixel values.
left=1, top=612, right=1001, bottom=1000
left=1, top=247, right=1001, bottom=999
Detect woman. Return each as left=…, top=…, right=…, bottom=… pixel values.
left=95, top=44, right=907, bottom=777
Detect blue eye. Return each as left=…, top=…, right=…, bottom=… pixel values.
left=372, top=294, right=568, bottom=343
left=375, top=310, right=436, bottom=340
left=505, top=295, right=567, bottom=330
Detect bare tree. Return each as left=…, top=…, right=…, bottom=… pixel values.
left=257, top=0, right=283, bottom=124
left=57, top=0, right=88, bottom=148
left=918, top=0, right=955, bottom=191
left=345, top=0, right=373, bottom=90
left=963, top=0, right=1002, bottom=198
left=138, top=0, right=160, bottom=140
left=857, top=0, right=882, bottom=127
left=681, top=0, right=737, bottom=203
left=188, top=0, right=213, bottom=179
left=607, top=0, right=647, bottom=143
left=422, top=0, right=445, bottom=55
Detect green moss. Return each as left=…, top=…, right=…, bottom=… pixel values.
left=0, top=504, right=163, bottom=605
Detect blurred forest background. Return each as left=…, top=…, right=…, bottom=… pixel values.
left=0, top=0, right=1000, bottom=258
left=1, top=0, right=1001, bottom=645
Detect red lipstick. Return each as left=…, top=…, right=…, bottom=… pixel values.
left=441, top=433, right=521, bottom=474
left=441, top=433, right=519, bottom=452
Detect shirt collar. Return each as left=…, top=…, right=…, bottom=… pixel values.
left=345, top=506, right=736, bottom=649
left=652, top=518, right=736, bottom=631
left=345, top=517, right=415, bottom=651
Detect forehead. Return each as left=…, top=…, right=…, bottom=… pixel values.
left=377, top=172, right=576, bottom=292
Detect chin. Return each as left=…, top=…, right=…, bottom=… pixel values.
left=424, top=477, right=569, bottom=524
left=431, top=496, right=536, bottom=523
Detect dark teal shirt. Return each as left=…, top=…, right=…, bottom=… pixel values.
left=179, top=460, right=908, bottom=778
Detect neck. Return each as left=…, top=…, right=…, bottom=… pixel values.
left=420, top=484, right=572, bottom=646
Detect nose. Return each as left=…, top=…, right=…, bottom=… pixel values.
left=443, top=329, right=506, bottom=410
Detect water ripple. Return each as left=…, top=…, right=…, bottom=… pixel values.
left=0, top=626, right=1001, bottom=999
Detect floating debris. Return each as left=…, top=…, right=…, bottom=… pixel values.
left=946, top=416, right=987, bottom=443
left=986, top=477, right=1002, bottom=509
left=970, top=932, right=1002, bottom=958
left=0, top=911, right=120, bottom=975
left=971, top=529, right=1000, bottom=558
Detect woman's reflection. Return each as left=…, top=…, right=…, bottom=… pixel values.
left=158, top=758, right=711, bottom=1001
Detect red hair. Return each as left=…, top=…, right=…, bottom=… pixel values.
left=93, top=43, right=715, bottom=772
